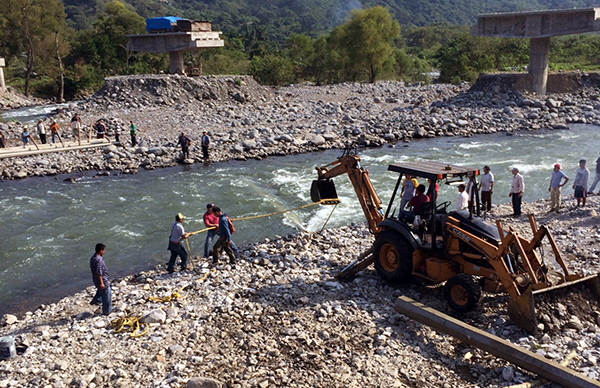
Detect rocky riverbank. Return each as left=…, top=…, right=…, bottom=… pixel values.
left=1, top=195, right=599, bottom=388
left=1, top=74, right=600, bottom=179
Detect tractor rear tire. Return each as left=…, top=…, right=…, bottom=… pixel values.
left=373, top=230, right=414, bottom=283
left=444, top=274, right=482, bottom=312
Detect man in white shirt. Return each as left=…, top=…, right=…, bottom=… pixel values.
left=479, top=165, right=494, bottom=212
left=456, top=184, right=469, bottom=211
left=509, top=168, right=525, bottom=217
left=573, top=159, right=590, bottom=207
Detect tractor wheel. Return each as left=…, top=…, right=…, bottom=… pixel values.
left=444, top=274, right=482, bottom=312
left=373, top=230, right=414, bottom=283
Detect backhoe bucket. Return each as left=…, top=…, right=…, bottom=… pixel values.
left=507, top=274, right=600, bottom=334
left=311, top=179, right=339, bottom=204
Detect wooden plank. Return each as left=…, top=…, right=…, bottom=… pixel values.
left=394, top=296, right=600, bottom=388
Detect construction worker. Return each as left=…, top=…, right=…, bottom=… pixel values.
left=211, top=206, right=236, bottom=265
left=50, top=120, right=60, bottom=144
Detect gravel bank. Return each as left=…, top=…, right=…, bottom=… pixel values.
left=1, top=74, right=599, bottom=180
left=1, top=195, right=599, bottom=388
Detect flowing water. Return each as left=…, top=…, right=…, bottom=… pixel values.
left=1, top=124, right=599, bottom=316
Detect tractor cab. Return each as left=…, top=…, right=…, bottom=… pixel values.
left=384, top=161, right=482, bottom=249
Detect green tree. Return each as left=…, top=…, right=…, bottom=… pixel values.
left=250, top=54, right=294, bottom=85
left=331, top=6, right=401, bottom=83
left=0, top=0, right=69, bottom=96
left=435, top=33, right=496, bottom=83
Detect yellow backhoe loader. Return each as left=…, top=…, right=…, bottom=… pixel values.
left=311, top=149, right=600, bottom=333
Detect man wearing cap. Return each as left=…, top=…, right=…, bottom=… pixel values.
left=509, top=168, right=525, bottom=217
left=573, top=159, right=590, bottom=207
left=549, top=163, right=569, bottom=213
left=203, top=203, right=219, bottom=258
left=588, top=153, right=600, bottom=195
left=167, top=213, right=190, bottom=273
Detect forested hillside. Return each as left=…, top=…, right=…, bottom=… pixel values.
left=63, top=0, right=600, bottom=36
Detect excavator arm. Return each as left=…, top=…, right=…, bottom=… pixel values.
left=313, top=153, right=385, bottom=235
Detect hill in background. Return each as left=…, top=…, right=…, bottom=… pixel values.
left=63, top=0, right=600, bottom=36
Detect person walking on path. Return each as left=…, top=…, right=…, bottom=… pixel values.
left=90, top=243, right=112, bottom=315
left=201, top=131, right=210, bottom=160
left=70, top=113, right=81, bottom=142
left=573, top=159, right=590, bottom=207
left=548, top=163, right=569, bottom=213
left=50, top=120, right=60, bottom=144
left=211, top=206, right=236, bottom=265
left=588, top=153, right=600, bottom=195
left=167, top=213, right=190, bottom=273
left=203, top=203, right=219, bottom=258
left=37, top=119, right=47, bottom=144
left=21, top=127, right=31, bottom=146
left=479, top=165, right=494, bottom=211
left=178, top=132, right=191, bottom=160
left=509, top=167, right=525, bottom=217
left=130, top=121, right=137, bottom=147
left=400, top=174, right=418, bottom=211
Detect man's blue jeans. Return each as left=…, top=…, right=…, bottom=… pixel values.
left=204, top=230, right=217, bottom=258
left=91, top=286, right=112, bottom=315
left=168, top=241, right=188, bottom=271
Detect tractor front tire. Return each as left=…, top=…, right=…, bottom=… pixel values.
left=373, top=230, right=413, bottom=283
left=444, top=274, right=482, bottom=312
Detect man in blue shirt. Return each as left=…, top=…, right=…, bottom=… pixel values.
left=90, top=243, right=112, bottom=315
left=548, top=163, right=569, bottom=213
left=211, top=206, right=236, bottom=265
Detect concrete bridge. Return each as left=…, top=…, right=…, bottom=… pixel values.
left=471, top=8, right=600, bottom=95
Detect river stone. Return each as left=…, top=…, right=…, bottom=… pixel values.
left=141, top=309, right=166, bottom=324
left=310, top=135, right=326, bottom=146
left=242, top=139, right=257, bottom=150
left=13, top=170, right=28, bottom=179
left=2, top=314, right=17, bottom=325
left=277, top=134, right=293, bottom=142
left=147, top=147, right=165, bottom=156
left=187, top=377, right=225, bottom=388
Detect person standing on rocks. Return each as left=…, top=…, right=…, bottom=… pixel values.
left=37, top=119, right=47, bottom=144
left=479, top=165, right=494, bottom=212
left=167, top=213, right=190, bottom=273
left=509, top=167, right=524, bottom=217
left=201, top=131, right=210, bottom=160
left=129, top=121, right=137, bottom=147
left=113, top=120, right=121, bottom=144
left=70, top=114, right=81, bottom=142
left=21, top=127, right=31, bottom=146
left=456, top=184, right=469, bottom=210
left=178, top=132, right=191, bottom=160
left=50, top=120, right=60, bottom=144
left=211, top=206, right=236, bottom=265
left=573, top=159, right=590, bottom=207
left=588, top=153, right=600, bottom=195
left=548, top=163, right=569, bottom=213
left=203, top=203, right=219, bottom=259
left=90, top=243, right=112, bottom=315
left=95, top=120, right=106, bottom=139
left=400, top=174, right=418, bottom=210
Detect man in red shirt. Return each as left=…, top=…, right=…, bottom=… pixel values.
left=400, top=184, right=430, bottom=222
left=203, top=203, right=219, bottom=258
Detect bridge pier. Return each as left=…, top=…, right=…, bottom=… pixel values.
left=529, top=37, right=550, bottom=95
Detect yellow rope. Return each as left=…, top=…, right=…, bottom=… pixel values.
left=320, top=203, right=338, bottom=232
left=149, top=286, right=185, bottom=307
left=187, top=198, right=341, bottom=235
left=110, top=315, right=149, bottom=338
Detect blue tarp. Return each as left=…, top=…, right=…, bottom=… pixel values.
left=146, top=17, right=184, bottom=32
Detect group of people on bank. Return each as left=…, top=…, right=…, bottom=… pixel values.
left=399, top=155, right=600, bottom=220
left=1, top=114, right=139, bottom=148
left=90, top=204, right=239, bottom=315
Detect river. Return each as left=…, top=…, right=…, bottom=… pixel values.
left=1, top=124, right=598, bottom=316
